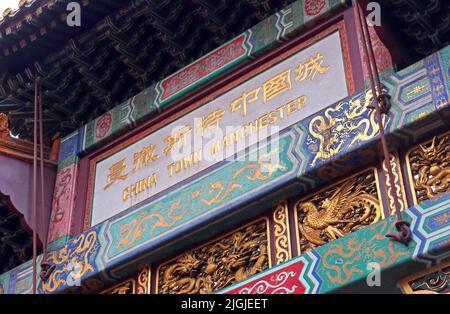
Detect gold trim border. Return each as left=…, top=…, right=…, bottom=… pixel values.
left=100, top=265, right=151, bottom=294
left=383, top=152, right=409, bottom=216
left=272, top=200, right=292, bottom=265
left=398, top=261, right=450, bottom=294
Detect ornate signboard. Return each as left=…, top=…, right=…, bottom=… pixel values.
left=88, top=29, right=351, bottom=226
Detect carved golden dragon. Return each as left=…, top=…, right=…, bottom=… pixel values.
left=412, top=135, right=450, bottom=201
left=158, top=222, right=268, bottom=294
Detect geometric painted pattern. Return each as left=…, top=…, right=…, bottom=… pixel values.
left=407, top=195, right=450, bottom=266
left=2, top=0, right=450, bottom=294
left=218, top=193, right=450, bottom=294
left=219, top=251, right=321, bottom=294
left=46, top=0, right=350, bottom=248
left=1, top=192, right=449, bottom=294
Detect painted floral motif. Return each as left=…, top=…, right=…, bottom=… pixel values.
left=160, top=35, right=246, bottom=101
left=305, top=0, right=326, bottom=16
left=95, top=112, right=112, bottom=139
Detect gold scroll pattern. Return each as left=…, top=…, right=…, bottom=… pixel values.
left=399, top=261, right=450, bottom=294
left=101, top=280, right=134, bottom=294
left=406, top=133, right=450, bottom=204
left=272, top=201, right=291, bottom=265
left=101, top=265, right=150, bottom=294
left=157, top=220, right=269, bottom=294
left=295, top=169, right=382, bottom=253
left=382, top=153, right=407, bottom=216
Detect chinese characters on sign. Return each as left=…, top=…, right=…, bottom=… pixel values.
left=91, top=31, right=348, bottom=226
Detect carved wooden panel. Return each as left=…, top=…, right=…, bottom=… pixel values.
left=100, top=265, right=150, bottom=294
left=406, top=132, right=450, bottom=204
left=271, top=201, right=292, bottom=265
left=156, top=219, right=270, bottom=294
left=399, top=261, right=450, bottom=294
left=294, top=168, right=383, bottom=254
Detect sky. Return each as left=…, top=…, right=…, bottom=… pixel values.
left=0, top=0, right=20, bottom=14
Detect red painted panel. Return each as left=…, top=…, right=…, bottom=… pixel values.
left=225, top=261, right=306, bottom=294
left=160, top=34, right=247, bottom=101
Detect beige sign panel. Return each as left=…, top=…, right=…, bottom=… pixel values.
left=90, top=30, right=349, bottom=226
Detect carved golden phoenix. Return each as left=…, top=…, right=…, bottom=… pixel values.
left=296, top=177, right=381, bottom=249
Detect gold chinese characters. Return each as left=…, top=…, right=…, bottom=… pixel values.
left=211, top=96, right=307, bottom=155
left=101, top=52, right=330, bottom=202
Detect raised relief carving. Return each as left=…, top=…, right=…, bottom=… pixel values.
left=400, top=262, right=450, bottom=294
left=295, top=169, right=382, bottom=253
left=0, top=113, right=9, bottom=140
left=102, top=280, right=134, bottom=294
left=272, top=201, right=291, bottom=265
left=407, top=133, right=450, bottom=204
left=101, top=265, right=150, bottom=294
left=383, top=154, right=407, bottom=216
left=157, top=221, right=269, bottom=294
